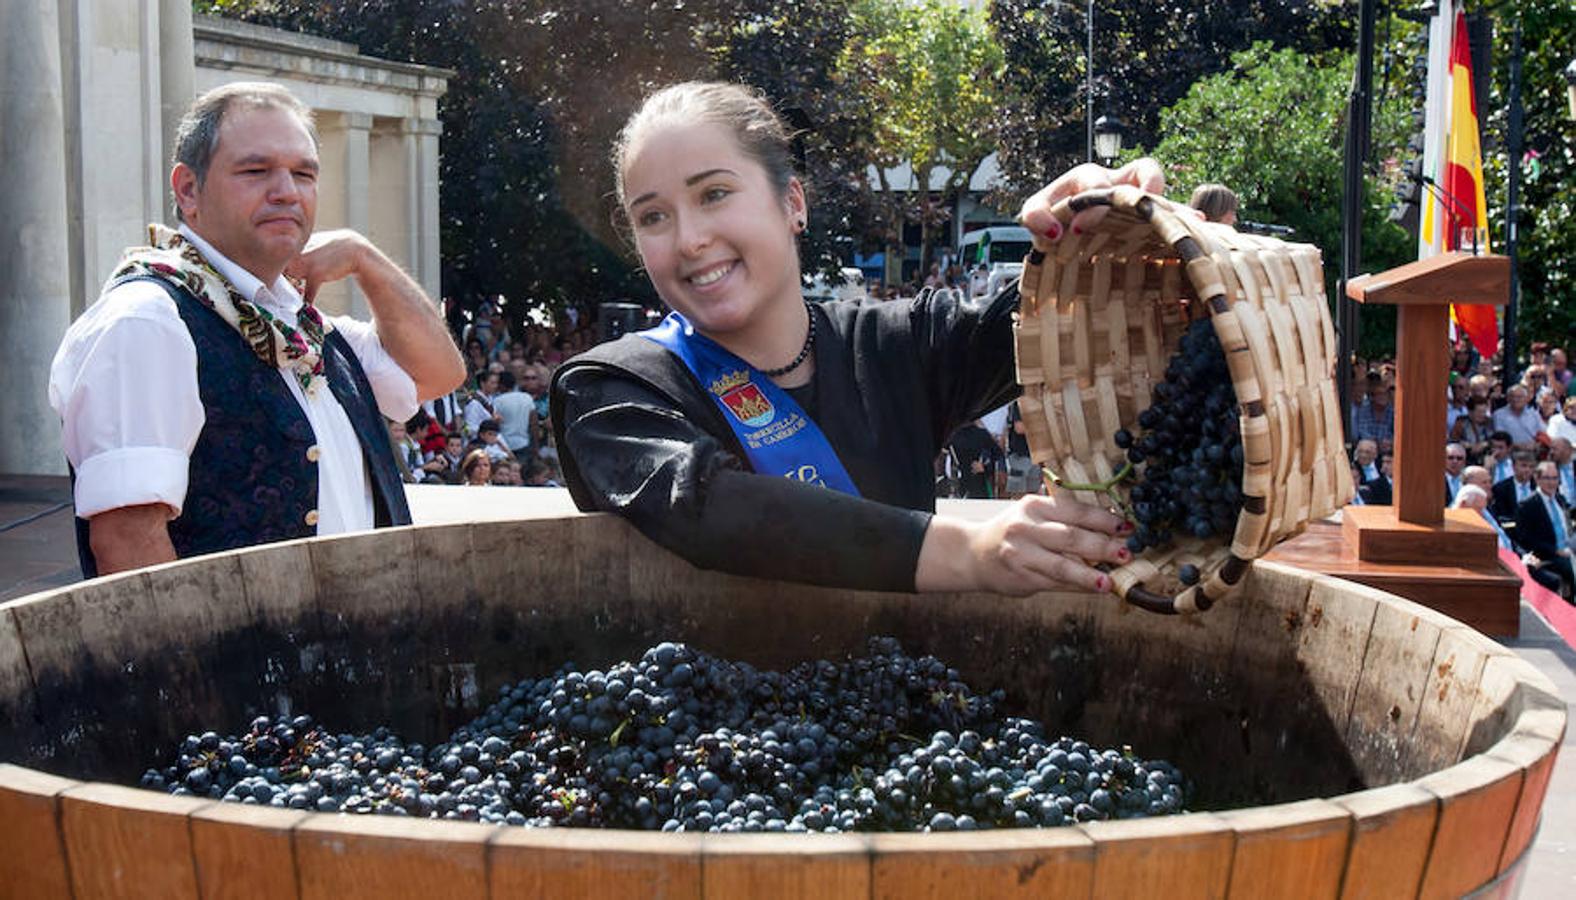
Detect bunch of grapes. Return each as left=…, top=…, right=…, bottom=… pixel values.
left=1112, top=318, right=1244, bottom=581
left=142, top=638, right=1189, bottom=832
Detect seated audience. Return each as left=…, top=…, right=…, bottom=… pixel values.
left=1514, top=461, right=1575, bottom=598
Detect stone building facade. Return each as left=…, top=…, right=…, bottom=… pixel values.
left=0, top=2, right=449, bottom=477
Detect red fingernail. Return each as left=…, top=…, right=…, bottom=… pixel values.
left=1044, top=220, right=1063, bottom=242
left=1117, top=521, right=1134, bottom=533
left=1095, top=575, right=1111, bottom=592
left=1116, top=547, right=1131, bottom=562
left=1072, top=224, right=1083, bottom=235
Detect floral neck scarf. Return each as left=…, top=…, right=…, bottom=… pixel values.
left=110, top=224, right=330, bottom=393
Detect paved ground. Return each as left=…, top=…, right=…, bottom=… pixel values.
left=2, top=477, right=1572, bottom=893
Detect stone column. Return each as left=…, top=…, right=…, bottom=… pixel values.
left=0, top=2, right=74, bottom=475
left=157, top=0, right=194, bottom=185
left=319, top=112, right=372, bottom=318
left=409, top=117, right=443, bottom=302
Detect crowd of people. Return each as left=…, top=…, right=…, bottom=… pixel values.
left=387, top=302, right=601, bottom=488
left=1350, top=340, right=1576, bottom=602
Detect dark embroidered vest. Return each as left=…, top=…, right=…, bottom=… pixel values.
left=74, top=275, right=411, bottom=577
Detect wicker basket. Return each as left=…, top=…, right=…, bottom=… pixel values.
left=1014, top=186, right=1354, bottom=614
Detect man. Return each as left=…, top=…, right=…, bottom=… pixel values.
left=1352, top=439, right=1380, bottom=483
left=463, top=370, right=500, bottom=436
left=1514, top=462, right=1575, bottom=598
left=945, top=420, right=1004, bottom=499
left=1449, top=397, right=1493, bottom=463
left=1444, top=443, right=1467, bottom=505
left=1545, top=396, right=1576, bottom=445
left=1552, top=438, right=1576, bottom=507
left=1491, top=448, right=1539, bottom=523
left=1350, top=374, right=1394, bottom=446
left=1452, top=484, right=1513, bottom=551
left=1486, top=431, right=1516, bottom=484
left=1492, top=385, right=1545, bottom=446
left=388, top=418, right=426, bottom=485
left=49, top=83, right=463, bottom=576
left=1461, top=464, right=1493, bottom=495
left=422, top=432, right=466, bottom=485
left=491, top=370, right=536, bottom=462
left=1358, top=451, right=1393, bottom=506
left=1003, top=401, right=1037, bottom=499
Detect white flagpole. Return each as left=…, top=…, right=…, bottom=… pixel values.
left=1418, top=1, right=1456, bottom=259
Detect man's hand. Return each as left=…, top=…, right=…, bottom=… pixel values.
left=287, top=230, right=465, bottom=402
left=89, top=503, right=177, bottom=576
left=283, top=230, right=371, bottom=304
left=1018, top=158, right=1168, bottom=241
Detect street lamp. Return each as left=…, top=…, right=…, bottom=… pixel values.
left=1094, top=115, right=1124, bottom=166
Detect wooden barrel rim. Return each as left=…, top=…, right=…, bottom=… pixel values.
left=0, top=525, right=1562, bottom=899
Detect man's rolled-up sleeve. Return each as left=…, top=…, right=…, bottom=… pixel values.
left=49, top=295, right=204, bottom=519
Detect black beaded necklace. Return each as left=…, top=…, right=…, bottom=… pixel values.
left=758, top=301, right=817, bottom=378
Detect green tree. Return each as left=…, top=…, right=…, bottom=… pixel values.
left=846, top=0, right=1005, bottom=276
left=1142, top=43, right=1413, bottom=357
left=1479, top=0, right=1576, bottom=351
left=987, top=0, right=1355, bottom=208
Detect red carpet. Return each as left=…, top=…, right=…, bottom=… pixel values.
left=1498, top=546, right=1576, bottom=649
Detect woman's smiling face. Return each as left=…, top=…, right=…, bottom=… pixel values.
left=622, top=121, right=805, bottom=339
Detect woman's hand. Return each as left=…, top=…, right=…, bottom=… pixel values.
left=1018, top=158, right=1167, bottom=241
left=915, top=495, right=1131, bottom=596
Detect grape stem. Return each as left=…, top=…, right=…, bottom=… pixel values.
left=1040, top=462, right=1136, bottom=521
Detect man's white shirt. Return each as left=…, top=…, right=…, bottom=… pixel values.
left=48, top=226, right=418, bottom=534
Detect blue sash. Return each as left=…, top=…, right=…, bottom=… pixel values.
left=639, top=312, right=860, bottom=496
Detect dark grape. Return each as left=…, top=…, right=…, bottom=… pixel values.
left=141, top=638, right=1190, bottom=833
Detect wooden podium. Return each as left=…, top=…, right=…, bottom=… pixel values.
left=1264, top=251, right=1520, bottom=635
left=1342, top=252, right=1509, bottom=564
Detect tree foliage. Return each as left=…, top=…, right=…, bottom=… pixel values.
left=1478, top=0, right=1576, bottom=350
left=987, top=0, right=1355, bottom=207
left=1143, top=43, right=1413, bottom=356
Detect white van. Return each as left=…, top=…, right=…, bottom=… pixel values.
left=958, top=226, right=1032, bottom=300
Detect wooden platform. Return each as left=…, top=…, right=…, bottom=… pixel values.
left=1262, top=520, right=1522, bottom=637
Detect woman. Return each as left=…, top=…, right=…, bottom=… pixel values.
left=460, top=448, right=492, bottom=486
left=552, top=82, right=1145, bottom=595
left=1450, top=397, right=1494, bottom=464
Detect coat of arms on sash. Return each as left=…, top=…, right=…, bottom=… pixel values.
left=709, top=369, right=775, bottom=428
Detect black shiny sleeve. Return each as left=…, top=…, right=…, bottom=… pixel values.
left=912, top=284, right=1022, bottom=447
left=556, top=366, right=932, bottom=592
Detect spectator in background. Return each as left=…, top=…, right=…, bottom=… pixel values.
left=475, top=418, right=512, bottom=464
left=1450, top=397, right=1493, bottom=463
left=388, top=418, right=426, bottom=485
left=1446, top=380, right=1470, bottom=435
left=1353, top=439, right=1380, bottom=483
left=1550, top=347, right=1572, bottom=390
left=1522, top=364, right=1554, bottom=403
left=492, top=370, right=536, bottom=462
left=1491, top=447, right=1539, bottom=522
left=1548, top=397, right=1576, bottom=446
left=1450, top=344, right=1476, bottom=380
left=461, top=448, right=493, bottom=486
left=463, top=369, right=500, bottom=436
left=1348, top=463, right=1366, bottom=505
left=945, top=420, right=1005, bottom=499
left=422, top=432, right=465, bottom=485
left=1350, top=373, right=1395, bottom=447
left=1537, top=389, right=1562, bottom=424
left=1515, top=461, right=1574, bottom=598
left=1461, top=464, right=1493, bottom=495
left=1493, top=385, right=1544, bottom=446
left=1003, top=401, right=1037, bottom=499
left=1487, top=431, right=1516, bottom=483
left=1189, top=183, right=1239, bottom=225
left=1552, top=438, right=1576, bottom=507
left=1445, top=443, right=1467, bottom=505
left=1452, top=484, right=1512, bottom=551
left=1358, top=451, right=1393, bottom=505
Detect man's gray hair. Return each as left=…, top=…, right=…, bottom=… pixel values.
left=171, top=82, right=317, bottom=221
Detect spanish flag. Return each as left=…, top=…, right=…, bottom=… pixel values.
left=1423, top=6, right=1497, bottom=357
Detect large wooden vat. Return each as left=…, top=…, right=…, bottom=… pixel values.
left=0, top=513, right=1562, bottom=898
